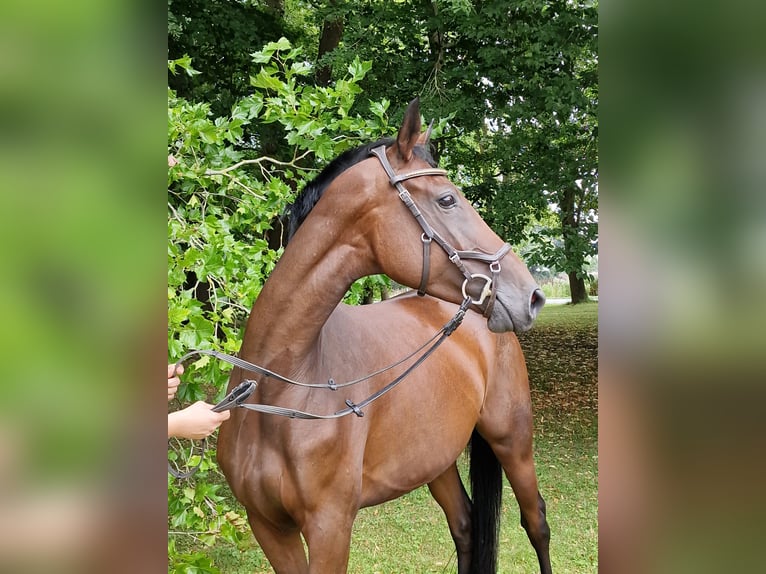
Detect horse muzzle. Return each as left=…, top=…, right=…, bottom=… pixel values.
left=487, top=286, right=545, bottom=333
left=529, top=287, right=546, bottom=319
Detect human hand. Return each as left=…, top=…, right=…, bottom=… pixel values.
left=168, top=363, right=184, bottom=402
left=167, top=401, right=231, bottom=440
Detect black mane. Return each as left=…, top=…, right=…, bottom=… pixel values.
left=284, top=138, right=437, bottom=243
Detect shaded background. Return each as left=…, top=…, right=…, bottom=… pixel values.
left=599, top=1, right=766, bottom=572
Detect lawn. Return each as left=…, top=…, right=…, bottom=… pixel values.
left=176, top=302, right=598, bottom=573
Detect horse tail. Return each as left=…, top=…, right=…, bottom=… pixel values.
left=468, top=429, right=503, bottom=574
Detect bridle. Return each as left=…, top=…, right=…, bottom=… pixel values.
left=369, top=145, right=511, bottom=318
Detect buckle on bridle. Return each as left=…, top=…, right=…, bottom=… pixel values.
left=461, top=274, right=493, bottom=306
left=211, top=380, right=257, bottom=412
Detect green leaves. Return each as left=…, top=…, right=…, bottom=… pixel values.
left=347, top=58, right=372, bottom=81
left=168, top=45, right=395, bottom=570
left=167, top=457, right=249, bottom=572
left=168, top=54, right=200, bottom=77
left=326, top=0, right=597, bottom=291
left=250, top=67, right=284, bottom=92
left=251, top=36, right=293, bottom=63
left=245, top=47, right=387, bottom=162
left=369, top=98, right=390, bottom=120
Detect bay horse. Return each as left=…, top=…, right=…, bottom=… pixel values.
left=216, top=99, right=552, bottom=573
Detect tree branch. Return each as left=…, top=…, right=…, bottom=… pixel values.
left=204, top=150, right=313, bottom=176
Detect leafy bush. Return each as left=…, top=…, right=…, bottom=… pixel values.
left=168, top=38, right=396, bottom=569
left=539, top=277, right=571, bottom=299
left=587, top=275, right=598, bottom=296
left=168, top=37, right=393, bottom=387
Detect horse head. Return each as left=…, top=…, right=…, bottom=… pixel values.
left=349, top=99, right=544, bottom=333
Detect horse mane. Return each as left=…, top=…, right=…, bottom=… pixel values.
left=284, top=137, right=437, bottom=243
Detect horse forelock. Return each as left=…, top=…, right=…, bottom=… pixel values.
left=284, top=137, right=438, bottom=243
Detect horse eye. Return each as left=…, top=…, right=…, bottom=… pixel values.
left=437, top=195, right=457, bottom=209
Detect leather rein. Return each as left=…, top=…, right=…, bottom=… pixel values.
left=168, top=299, right=469, bottom=479
left=168, top=145, right=510, bottom=478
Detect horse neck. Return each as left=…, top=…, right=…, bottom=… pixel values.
left=238, top=223, right=373, bottom=371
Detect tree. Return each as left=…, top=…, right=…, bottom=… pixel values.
left=472, top=0, right=597, bottom=303
left=168, top=0, right=321, bottom=160
left=442, top=0, right=598, bottom=303
left=315, top=0, right=345, bottom=86
left=168, top=0, right=292, bottom=117
left=312, top=0, right=598, bottom=302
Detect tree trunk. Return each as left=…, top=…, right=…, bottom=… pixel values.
left=422, top=0, right=446, bottom=162
left=560, top=185, right=589, bottom=304
left=316, top=3, right=344, bottom=86
left=568, top=271, right=589, bottom=304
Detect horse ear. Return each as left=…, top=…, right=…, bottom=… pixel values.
left=396, top=98, right=422, bottom=162
left=423, top=119, right=435, bottom=146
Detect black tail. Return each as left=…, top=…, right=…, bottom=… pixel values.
left=469, top=429, right=503, bottom=574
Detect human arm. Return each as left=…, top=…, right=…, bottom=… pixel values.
left=168, top=401, right=230, bottom=440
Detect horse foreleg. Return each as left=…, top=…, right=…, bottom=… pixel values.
left=302, top=507, right=356, bottom=574
left=428, top=463, right=472, bottom=574
left=484, top=426, right=552, bottom=574
left=506, top=454, right=551, bottom=574
left=245, top=509, right=308, bottom=574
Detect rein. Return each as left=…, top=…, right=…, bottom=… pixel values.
left=168, top=298, right=470, bottom=479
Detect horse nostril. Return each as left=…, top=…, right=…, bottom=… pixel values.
left=529, top=288, right=546, bottom=318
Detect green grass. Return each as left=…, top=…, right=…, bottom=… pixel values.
left=533, top=299, right=599, bottom=328
left=518, top=302, right=598, bottom=572
left=175, top=303, right=598, bottom=573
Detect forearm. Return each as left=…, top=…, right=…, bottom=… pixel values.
left=167, top=411, right=184, bottom=439
left=167, top=402, right=230, bottom=440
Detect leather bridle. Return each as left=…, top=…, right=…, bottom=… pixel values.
left=369, top=145, right=511, bottom=318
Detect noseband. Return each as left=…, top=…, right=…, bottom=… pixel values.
left=369, top=145, right=512, bottom=317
